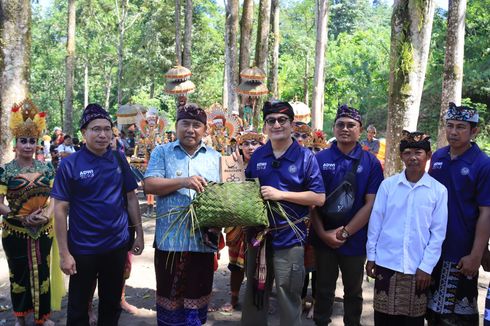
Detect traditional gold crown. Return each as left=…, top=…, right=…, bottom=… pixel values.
left=9, top=99, right=46, bottom=138
left=311, top=129, right=328, bottom=149
left=292, top=123, right=312, bottom=134
left=237, top=132, right=265, bottom=145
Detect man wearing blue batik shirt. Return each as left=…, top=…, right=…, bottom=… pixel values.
left=311, top=105, right=384, bottom=326
left=144, top=103, right=220, bottom=326
left=241, top=101, right=325, bottom=326
left=427, top=103, right=490, bottom=326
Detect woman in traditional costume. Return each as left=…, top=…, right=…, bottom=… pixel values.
left=222, top=131, right=264, bottom=312
left=0, top=100, right=55, bottom=326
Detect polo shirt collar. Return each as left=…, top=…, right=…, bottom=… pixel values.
left=453, top=142, right=481, bottom=164
left=397, top=169, right=431, bottom=188
left=331, top=141, right=362, bottom=160
left=172, top=139, right=207, bottom=157
left=82, top=145, right=113, bottom=163
left=263, top=139, right=301, bottom=163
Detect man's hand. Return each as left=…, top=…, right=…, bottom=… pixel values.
left=130, top=236, right=144, bottom=256
left=60, top=253, right=77, bottom=275
left=457, top=254, right=481, bottom=278
left=319, top=226, right=346, bottom=249
left=232, top=147, right=244, bottom=166
left=261, top=186, right=284, bottom=201
left=415, top=268, right=431, bottom=291
left=183, top=176, right=207, bottom=193
left=365, top=260, right=376, bottom=279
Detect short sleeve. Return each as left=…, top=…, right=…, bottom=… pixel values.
left=117, top=151, right=138, bottom=192
left=367, top=156, right=384, bottom=194
left=50, top=160, right=72, bottom=202
left=145, top=145, right=166, bottom=179
left=304, top=152, right=325, bottom=193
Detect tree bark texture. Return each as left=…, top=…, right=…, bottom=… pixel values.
left=84, top=60, right=89, bottom=109
left=436, top=0, right=466, bottom=149
left=175, top=0, right=182, bottom=65
left=0, top=0, right=31, bottom=165
left=311, top=0, right=329, bottom=130
left=238, top=0, right=253, bottom=77
left=304, top=49, right=309, bottom=107
left=253, top=0, right=271, bottom=125
left=64, top=0, right=76, bottom=135
left=117, top=0, right=128, bottom=108
left=268, top=0, right=279, bottom=98
left=224, top=0, right=239, bottom=113
left=182, top=0, right=193, bottom=69
left=384, top=0, right=435, bottom=176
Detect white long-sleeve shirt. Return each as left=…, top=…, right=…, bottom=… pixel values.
left=366, top=170, right=448, bottom=275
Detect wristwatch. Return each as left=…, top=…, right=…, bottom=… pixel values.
left=340, top=227, right=350, bottom=240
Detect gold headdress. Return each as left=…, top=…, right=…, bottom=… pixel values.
left=237, top=131, right=265, bottom=145
left=292, top=122, right=312, bottom=134
left=9, top=99, right=46, bottom=138
left=311, top=130, right=328, bottom=150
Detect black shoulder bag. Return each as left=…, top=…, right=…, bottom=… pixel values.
left=113, top=150, right=136, bottom=250
left=317, top=158, right=361, bottom=229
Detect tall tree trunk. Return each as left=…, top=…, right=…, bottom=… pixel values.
left=84, top=60, right=89, bottom=108
left=238, top=0, right=253, bottom=77
left=64, top=0, right=76, bottom=135
left=253, top=0, right=271, bottom=125
left=311, top=0, right=329, bottom=130
left=105, top=69, right=112, bottom=110
left=384, top=0, right=435, bottom=176
left=117, top=0, right=128, bottom=108
left=304, top=49, right=309, bottom=107
left=224, top=0, right=239, bottom=113
left=436, top=0, right=466, bottom=149
left=175, top=0, right=182, bottom=65
left=182, top=0, right=193, bottom=69
left=268, top=0, right=280, bottom=99
left=0, top=0, right=31, bottom=165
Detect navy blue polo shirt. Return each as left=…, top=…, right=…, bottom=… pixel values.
left=312, top=141, right=384, bottom=256
left=51, top=146, right=138, bottom=255
left=429, top=143, right=490, bottom=263
left=245, top=139, right=325, bottom=249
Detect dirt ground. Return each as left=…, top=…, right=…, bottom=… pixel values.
left=1, top=214, right=489, bottom=325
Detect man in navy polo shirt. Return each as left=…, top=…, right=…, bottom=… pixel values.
left=427, top=103, right=490, bottom=326
left=52, top=104, right=144, bottom=326
left=241, top=100, right=325, bottom=326
left=311, top=104, right=384, bottom=326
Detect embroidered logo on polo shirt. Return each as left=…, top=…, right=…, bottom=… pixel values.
left=80, top=169, right=94, bottom=179
left=322, top=163, right=335, bottom=171
left=461, top=167, right=470, bottom=175
left=288, top=165, right=297, bottom=174
left=432, top=162, right=443, bottom=169
left=357, top=165, right=363, bottom=173
left=257, top=162, right=267, bottom=170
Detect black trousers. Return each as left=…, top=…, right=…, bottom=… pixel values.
left=67, top=245, right=127, bottom=326
left=374, top=311, right=424, bottom=326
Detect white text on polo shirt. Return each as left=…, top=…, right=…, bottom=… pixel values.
left=80, top=169, right=95, bottom=179
left=432, top=162, right=443, bottom=169
left=257, top=162, right=267, bottom=170
left=322, top=163, right=335, bottom=171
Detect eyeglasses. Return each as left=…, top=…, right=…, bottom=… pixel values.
left=335, top=122, right=358, bottom=130
left=18, top=138, right=37, bottom=145
left=242, top=140, right=259, bottom=147
left=89, top=127, right=113, bottom=134
left=293, top=133, right=309, bottom=139
left=265, top=117, right=290, bottom=126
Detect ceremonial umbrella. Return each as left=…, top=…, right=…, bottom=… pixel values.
left=240, top=66, right=266, bottom=82
left=116, top=104, right=138, bottom=125
left=164, top=65, right=192, bottom=82
left=164, top=80, right=196, bottom=95
left=290, top=101, right=311, bottom=123
left=236, top=81, right=269, bottom=97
